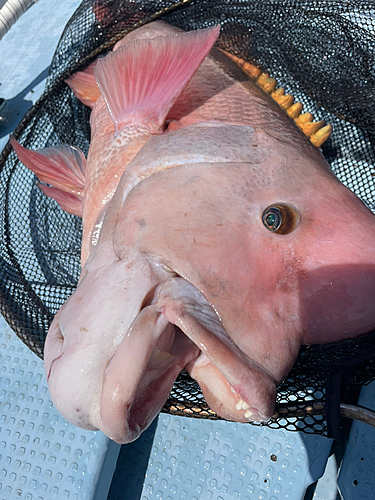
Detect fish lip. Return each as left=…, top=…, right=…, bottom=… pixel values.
left=119, top=340, right=198, bottom=441
left=151, top=276, right=277, bottom=423
left=43, top=306, right=66, bottom=381
left=99, top=303, right=200, bottom=444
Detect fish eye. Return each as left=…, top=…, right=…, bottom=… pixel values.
left=262, top=204, right=300, bottom=234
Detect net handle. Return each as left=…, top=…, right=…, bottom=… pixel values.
left=340, top=403, right=375, bottom=428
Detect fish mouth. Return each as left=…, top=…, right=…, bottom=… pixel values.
left=100, top=276, right=277, bottom=443
left=99, top=294, right=199, bottom=443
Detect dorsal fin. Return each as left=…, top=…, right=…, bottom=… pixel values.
left=95, top=25, right=221, bottom=135
left=221, top=51, right=332, bottom=148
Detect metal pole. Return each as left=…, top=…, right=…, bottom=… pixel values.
left=0, top=0, right=38, bottom=40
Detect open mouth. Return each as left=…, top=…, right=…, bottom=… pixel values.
left=123, top=325, right=199, bottom=436
left=100, top=276, right=277, bottom=443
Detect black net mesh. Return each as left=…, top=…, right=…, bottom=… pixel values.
left=1, top=0, right=375, bottom=437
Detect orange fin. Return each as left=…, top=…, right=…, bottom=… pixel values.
left=10, top=136, right=85, bottom=216
left=65, top=62, right=101, bottom=109
left=221, top=51, right=332, bottom=148
left=95, top=25, right=221, bottom=134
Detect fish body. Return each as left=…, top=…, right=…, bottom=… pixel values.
left=12, top=22, right=375, bottom=443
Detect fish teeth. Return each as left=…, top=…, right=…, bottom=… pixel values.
left=235, top=400, right=243, bottom=411
left=230, top=386, right=236, bottom=393
left=235, top=398, right=252, bottom=417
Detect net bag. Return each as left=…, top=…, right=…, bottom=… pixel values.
left=1, top=0, right=375, bottom=437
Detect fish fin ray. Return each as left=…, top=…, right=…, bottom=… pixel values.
left=10, top=136, right=86, bottom=196
left=94, top=25, right=220, bottom=134
left=65, top=62, right=101, bottom=109
left=220, top=51, right=332, bottom=147
left=38, top=183, right=83, bottom=217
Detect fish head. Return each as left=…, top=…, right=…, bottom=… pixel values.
left=222, top=129, right=375, bottom=346
left=112, top=125, right=375, bottom=424
left=45, top=123, right=375, bottom=441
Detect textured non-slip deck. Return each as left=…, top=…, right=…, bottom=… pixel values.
left=0, top=315, right=113, bottom=500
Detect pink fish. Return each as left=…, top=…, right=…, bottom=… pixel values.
left=11, top=21, right=375, bottom=443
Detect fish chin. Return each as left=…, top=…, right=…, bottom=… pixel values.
left=186, top=354, right=273, bottom=423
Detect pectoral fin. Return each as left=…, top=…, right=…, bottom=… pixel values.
left=37, top=184, right=83, bottom=217
left=10, top=136, right=86, bottom=216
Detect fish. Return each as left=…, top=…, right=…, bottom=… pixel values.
left=11, top=21, right=375, bottom=444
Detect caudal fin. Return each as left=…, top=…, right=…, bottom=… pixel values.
left=94, top=25, right=220, bottom=134
left=10, top=136, right=86, bottom=217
